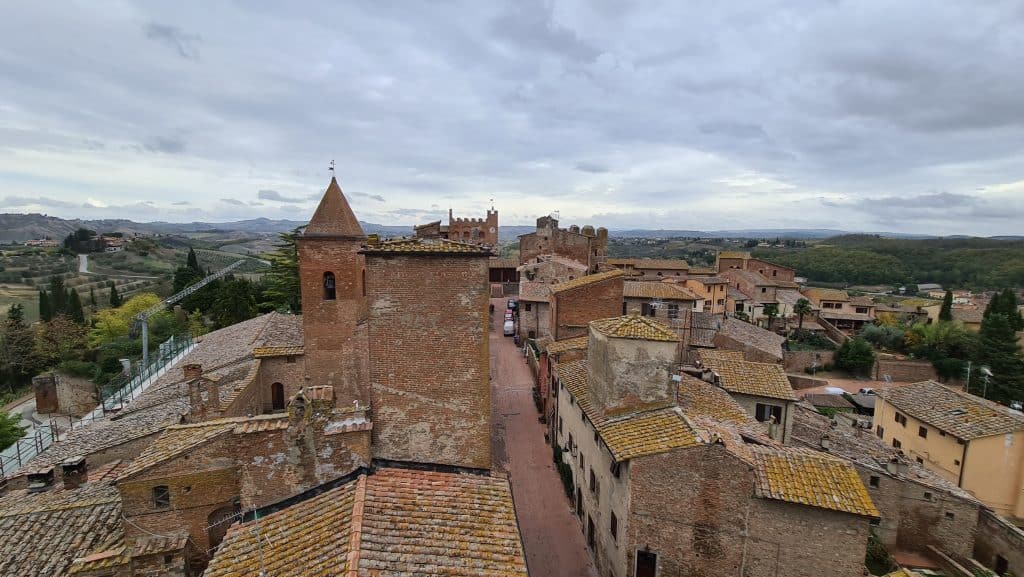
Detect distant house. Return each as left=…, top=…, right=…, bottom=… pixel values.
left=801, top=287, right=874, bottom=334
left=683, top=276, right=728, bottom=315
left=605, top=258, right=689, bottom=280
left=716, top=250, right=797, bottom=283
left=712, top=316, right=786, bottom=363
left=24, top=238, right=60, bottom=247
left=622, top=281, right=703, bottom=320
left=875, top=380, right=1024, bottom=521
left=699, top=349, right=799, bottom=443
left=518, top=255, right=588, bottom=284
left=721, top=269, right=780, bottom=327
left=414, top=208, right=498, bottom=246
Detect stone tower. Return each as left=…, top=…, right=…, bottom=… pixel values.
left=298, top=177, right=370, bottom=405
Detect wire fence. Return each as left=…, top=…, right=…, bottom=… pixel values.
left=0, top=334, right=194, bottom=479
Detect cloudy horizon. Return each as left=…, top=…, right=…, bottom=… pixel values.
left=1, top=1, right=1023, bottom=235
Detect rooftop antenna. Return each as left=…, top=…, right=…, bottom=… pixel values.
left=328, top=159, right=335, bottom=177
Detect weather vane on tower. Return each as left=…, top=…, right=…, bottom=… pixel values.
left=328, top=159, right=335, bottom=177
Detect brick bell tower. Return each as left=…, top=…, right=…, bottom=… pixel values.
left=298, top=176, right=370, bottom=406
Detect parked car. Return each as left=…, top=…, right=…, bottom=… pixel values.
left=507, top=299, right=518, bottom=311
left=503, top=320, right=515, bottom=336
left=858, top=387, right=876, bottom=395
left=504, top=312, right=514, bottom=321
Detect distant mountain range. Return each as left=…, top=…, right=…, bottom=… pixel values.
left=0, top=213, right=1003, bottom=244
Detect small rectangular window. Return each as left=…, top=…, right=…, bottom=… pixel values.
left=593, top=430, right=598, bottom=443
left=152, top=485, right=171, bottom=508
left=916, top=457, right=924, bottom=465
left=918, top=426, right=928, bottom=438
left=525, top=302, right=532, bottom=312
left=876, top=425, right=884, bottom=439
left=954, top=459, right=961, bottom=466
left=869, top=476, right=880, bottom=488
left=924, top=492, right=933, bottom=501
left=667, top=304, right=679, bottom=319
left=945, top=511, right=955, bottom=520
left=892, top=438, right=902, bottom=449
left=610, top=512, right=618, bottom=540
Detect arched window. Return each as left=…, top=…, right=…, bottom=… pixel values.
left=271, top=382, right=285, bottom=411
left=323, top=272, right=336, bottom=300
left=361, top=269, right=366, bottom=297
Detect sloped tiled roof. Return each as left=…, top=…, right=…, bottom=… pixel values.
left=718, top=251, right=751, bottom=260
left=305, top=177, right=365, bottom=237
left=676, top=374, right=753, bottom=424
left=557, top=360, right=699, bottom=461
left=687, top=276, right=728, bottom=285
left=749, top=445, right=879, bottom=518
left=877, top=380, right=1024, bottom=440
left=591, top=315, right=680, bottom=342
left=802, top=287, right=850, bottom=302
left=608, top=258, right=689, bottom=270
left=204, top=467, right=528, bottom=577
left=687, top=311, right=723, bottom=348
left=362, top=237, right=492, bottom=255
left=517, top=281, right=551, bottom=302
left=727, top=286, right=750, bottom=301
left=252, top=346, right=305, bottom=358
left=544, top=336, right=588, bottom=355
left=550, top=269, right=624, bottom=294
left=623, top=281, right=701, bottom=301
left=0, top=483, right=123, bottom=577
left=715, top=317, right=785, bottom=361
left=702, top=354, right=797, bottom=401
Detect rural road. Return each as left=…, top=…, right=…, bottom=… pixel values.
left=78, top=253, right=89, bottom=273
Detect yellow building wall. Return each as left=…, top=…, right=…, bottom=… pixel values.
left=876, top=397, right=1024, bottom=520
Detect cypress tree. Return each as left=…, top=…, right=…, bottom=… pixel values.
left=49, top=276, right=67, bottom=315
left=939, top=290, right=953, bottom=322
left=68, top=289, right=85, bottom=324
left=109, top=284, right=122, bottom=308
left=38, top=290, right=51, bottom=322
left=89, top=287, right=97, bottom=310
left=186, top=247, right=200, bottom=273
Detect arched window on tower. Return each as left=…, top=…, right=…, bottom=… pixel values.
left=323, top=272, right=336, bottom=300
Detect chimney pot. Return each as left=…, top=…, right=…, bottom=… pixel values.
left=183, top=364, right=203, bottom=381
left=26, top=467, right=55, bottom=493
left=60, top=456, right=87, bottom=490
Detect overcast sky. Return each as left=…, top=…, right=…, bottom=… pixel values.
left=1, top=1, right=1023, bottom=235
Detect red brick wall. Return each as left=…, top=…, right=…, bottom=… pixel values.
left=873, top=359, right=937, bottom=382
left=551, top=277, right=623, bottom=341
left=717, top=257, right=746, bottom=272
left=746, top=258, right=796, bottom=282
left=365, top=254, right=491, bottom=469
left=298, top=237, right=370, bottom=405
left=255, top=356, right=308, bottom=412
left=629, top=444, right=870, bottom=577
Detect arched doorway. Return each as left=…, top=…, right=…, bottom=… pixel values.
left=271, top=382, right=285, bottom=411
left=207, top=502, right=241, bottom=550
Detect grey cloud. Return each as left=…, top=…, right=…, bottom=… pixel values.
left=144, top=136, right=186, bottom=154
left=248, top=201, right=264, bottom=206
left=575, top=162, right=610, bottom=174
left=220, top=198, right=245, bottom=206
left=1, top=195, right=79, bottom=208
left=258, top=189, right=305, bottom=203
left=350, top=191, right=386, bottom=202
left=172, top=201, right=191, bottom=206
left=144, top=23, right=201, bottom=60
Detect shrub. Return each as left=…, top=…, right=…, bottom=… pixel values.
left=835, top=337, right=877, bottom=377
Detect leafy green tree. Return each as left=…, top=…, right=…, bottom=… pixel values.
left=35, top=315, right=88, bottom=367
left=793, top=298, right=812, bottom=334
left=762, top=303, right=779, bottom=331
left=939, top=290, right=954, bottom=322
left=67, top=289, right=85, bottom=324
left=974, top=313, right=1024, bottom=403
left=835, top=337, right=876, bottom=377
left=0, top=305, right=43, bottom=389
left=38, top=290, right=51, bottom=322
left=109, top=283, right=122, bottom=308
left=90, top=293, right=162, bottom=347
left=211, top=277, right=257, bottom=329
left=0, top=410, right=26, bottom=451
left=259, top=227, right=303, bottom=313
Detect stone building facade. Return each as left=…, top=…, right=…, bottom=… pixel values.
left=549, top=269, right=624, bottom=341
left=518, top=215, right=608, bottom=272
left=414, top=208, right=499, bottom=246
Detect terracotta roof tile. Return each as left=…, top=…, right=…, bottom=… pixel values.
left=702, top=353, right=797, bottom=401
left=590, top=315, right=680, bottom=342
left=252, top=346, right=305, bottom=358
left=802, top=287, right=850, bottom=302
left=544, top=336, right=588, bottom=355
left=204, top=467, right=528, bottom=577
left=715, top=317, right=785, bottom=361
left=749, top=445, right=879, bottom=518
left=676, top=374, right=753, bottom=424
left=305, top=177, right=365, bottom=237
left=717, top=251, right=751, bottom=259
left=607, top=258, right=689, bottom=270
left=557, top=360, right=699, bottom=461
left=517, top=281, right=551, bottom=302
left=116, top=420, right=237, bottom=481
left=877, top=380, right=1024, bottom=439
left=550, top=269, right=624, bottom=294
left=623, top=281, right=701, bottom=300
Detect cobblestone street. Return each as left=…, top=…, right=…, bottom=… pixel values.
left=490, top=298, right=598, bottom=577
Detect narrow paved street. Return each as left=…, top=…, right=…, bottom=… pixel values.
left=490, top=298, right=598, bottom=577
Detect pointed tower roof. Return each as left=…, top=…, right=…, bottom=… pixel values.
left=305, top=177, right=365, bottom=237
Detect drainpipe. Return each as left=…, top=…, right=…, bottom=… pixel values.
left=957, top=439, right=969, bottom=488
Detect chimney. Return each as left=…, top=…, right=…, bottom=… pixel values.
left=897, top=461, right=909, bottom=476
left=183, top=363, right=203, bottom=381
left=26, top=467, right=55, bottom=493
left=819, top=433, right=831, bottom=451
left=884, top=457, right=900, bottom=476
left=60, top=456, right=87, bottom=490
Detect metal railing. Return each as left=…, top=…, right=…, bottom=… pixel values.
left=0, top=334, right=195, bottom=478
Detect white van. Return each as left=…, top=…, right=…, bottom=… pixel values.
left=503, top=320, right=515, bottom=336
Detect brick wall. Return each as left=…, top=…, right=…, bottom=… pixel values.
left=298, top=237, right=370, bottom=405
left=255, top=355, right=308, bottom=412
left=712, top=333, right=782, bottom=364
left=787, top=373, right=829, bottom=390
left=518, top=301, right=550, bottom=341
left=874, top=359, right=937, bottom=382
left=974, top=508, right=1024, bottom=576
left=365, top=253, right=491, bottom=469
left=746, top=258, right=796, bottom=282
left=518, top=217, right=607, bottom=270
left=629, top=444, right=870, bottom=577
left=54, top=373, right=99, bottom=417
left=551, top=277, right=623, bottom=341
left=783, top=350, right=835, bottom=372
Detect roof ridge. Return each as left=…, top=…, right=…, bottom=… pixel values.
left=344, top=474, right=368, bottom=576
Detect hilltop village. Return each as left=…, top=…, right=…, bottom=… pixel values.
left=0, top=178, right=1022, bottom=577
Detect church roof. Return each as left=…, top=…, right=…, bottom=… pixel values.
left=305, top=177, right=365, bottom=237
